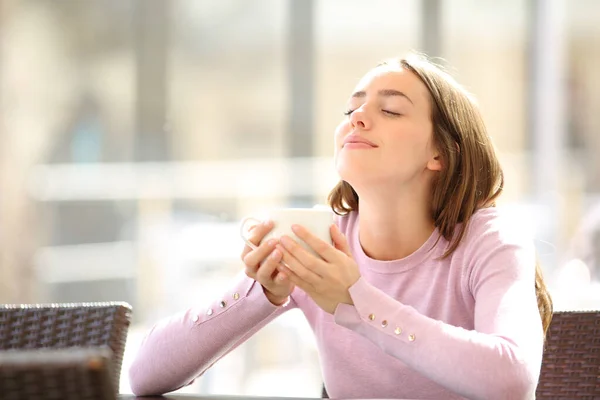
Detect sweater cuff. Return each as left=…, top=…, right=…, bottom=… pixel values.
left=344, top=277, right=429, bottom=344
left=191, top=274, right=280, bottom=327
left=333, top=302, right=362, bottom=330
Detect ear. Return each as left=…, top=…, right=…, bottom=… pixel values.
left=427, top=153, right=443, bottom=171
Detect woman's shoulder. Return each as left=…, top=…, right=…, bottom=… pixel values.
left=461, top=206, right=536, bottom=252
left=457, top=207, right=538, bottom=292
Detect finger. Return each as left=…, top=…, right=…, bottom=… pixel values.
left=290, top=224, right=338, bottom=262
left=279, top=232, right=332, bottom=271
left=240, top=220, right=274, bottom=259
left=243, top=238, right=278, bottom=272
left=276, top=244, right=322, bottom=284
left=246, top=244, right=279, bottom=280
left=274, top=270, right=288, bottom=283
left=256, top=248, right=282, bottom=285
left=330, top=224, right=352, bottom=257
left=277, top=263, right=314, bottom=293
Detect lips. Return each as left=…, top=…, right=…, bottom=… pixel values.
left=343, top=134, right=377, bottom=147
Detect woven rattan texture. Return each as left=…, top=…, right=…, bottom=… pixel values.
left=536, top=310, right=600, bottom=399
left=0, top=303, right=131, bottom=389
left=0, top=348, right=115, bottom=400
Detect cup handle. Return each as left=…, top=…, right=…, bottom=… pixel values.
left=239, top=217, right=262, bottom=250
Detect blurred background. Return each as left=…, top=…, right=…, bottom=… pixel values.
left=0, top=0, right=599, bottom=396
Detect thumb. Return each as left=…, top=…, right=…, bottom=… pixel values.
left=330, top=224, right=352, bottom=257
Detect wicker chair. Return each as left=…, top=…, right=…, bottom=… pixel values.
left=536, top=310, right=600, bottom=399
left=0, top=302, right=132, bottom=391
left=0, top=347, right=116, bottom=400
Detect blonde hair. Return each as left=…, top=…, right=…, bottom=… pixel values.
left=328, top=53, right=552, bottom=337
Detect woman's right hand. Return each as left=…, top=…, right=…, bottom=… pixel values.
left=241, top=221, right=294, bottom=306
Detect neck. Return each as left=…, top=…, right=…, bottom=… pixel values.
left=355, top=184, right=435, bottom=261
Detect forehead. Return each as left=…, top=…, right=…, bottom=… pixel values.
left=352, top=65, right=430, bottom=106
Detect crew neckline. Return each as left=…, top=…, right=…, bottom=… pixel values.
left=351, top=213, right=446, bottom=274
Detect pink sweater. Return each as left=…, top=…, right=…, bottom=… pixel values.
left=129, top=208, right=544, bottom=400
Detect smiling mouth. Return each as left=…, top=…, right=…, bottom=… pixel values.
left=343, top=141, right=377, bottom=148
left=343, top=134, right=377, bottom=148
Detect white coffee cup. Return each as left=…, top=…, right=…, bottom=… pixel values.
left=240, top=207, right=334, bottom=256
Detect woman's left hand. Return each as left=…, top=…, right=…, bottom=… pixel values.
left=275, top=223, right=361, bottom=314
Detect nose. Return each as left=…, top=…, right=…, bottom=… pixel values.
left=350, top=106, right=371, bottom=130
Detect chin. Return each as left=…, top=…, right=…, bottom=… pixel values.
left=336, top=164, right=373, bottom=189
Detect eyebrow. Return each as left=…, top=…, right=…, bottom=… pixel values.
left=351, top=89, right=414, bottom=105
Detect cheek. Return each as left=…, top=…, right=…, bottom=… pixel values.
left=396, top=124, right=433, bottom=154
left=334, top=120, right=350, bottom=147
left=333, top=122, right=350, bottom=168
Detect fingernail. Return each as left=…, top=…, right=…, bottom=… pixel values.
left=291, top=224, right=301, bottom=233
left=280, top=236, right=292, bottom=246
left=267, top=239, right=278, bottom=247
left=271, top=249, right=281, bottom=259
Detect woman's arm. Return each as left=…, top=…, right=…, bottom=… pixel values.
left=128, top=273, right=296, bottom=396
left=334, top=236, right=542, bottom=400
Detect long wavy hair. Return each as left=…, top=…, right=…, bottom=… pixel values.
left=328, top=54, right=553, bottom=337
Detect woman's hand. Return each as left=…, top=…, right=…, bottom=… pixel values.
left=240, top=221, right=294, bottom=306
left=275, top=223, right=361, bottom=314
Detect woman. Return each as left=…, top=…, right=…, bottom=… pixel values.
left=129, top=53, right=552, bottom=400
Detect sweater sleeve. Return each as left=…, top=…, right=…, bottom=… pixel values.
left=128, top=272, right=296, bottom=396
left=333, top=225, right=543, bottom=400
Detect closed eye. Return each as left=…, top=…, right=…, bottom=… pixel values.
left=345, top=109, right=401, bottom=116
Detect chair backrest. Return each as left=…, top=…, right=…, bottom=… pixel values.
left=0, top=302, right=131, bottom=390
left=536, top=310, right=600, bottom=399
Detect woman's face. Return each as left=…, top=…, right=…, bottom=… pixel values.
left=334, top=66, right=441, bottom=190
